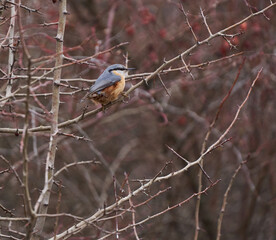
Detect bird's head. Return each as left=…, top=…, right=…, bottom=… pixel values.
left=107, top=64, right=135, bottom=77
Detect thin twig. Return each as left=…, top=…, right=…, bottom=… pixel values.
left=125, top=172, right=140, bottom=240
left=200, top=7, right=213, bottom=36
left=0, top=155, right=23, bottom=185
left=54, top=160, right=101, bottom=177
left=0, top=203, right=14, bottom=216
left=181, top=55, right=195, bottom=80
left=180, top=4, right=198, bottom=43
left=6, top=0, right=42, bottom=14
left=194, top=58, right=246, bottom=240
left=98, top=180, right=220, bottom=240
left=54, top=183, right=62, bottom=240
left=157, top=73, right=171, bottom=96
left=166, top=145, right=213, bottom=183
left=216, top=161, right=246, bottom=240
left=166, top=145, right=190, bottom=164
left=17, top=2, right=35, bottom=237
left=113, top=176, right=119, bottom=239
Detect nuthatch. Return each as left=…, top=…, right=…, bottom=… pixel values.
left=82, top=64, right=135, bottom=106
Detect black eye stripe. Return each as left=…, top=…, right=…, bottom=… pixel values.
left=114, top=68, right=126, bottom=71
left=108, top=67, right=127, bottom=72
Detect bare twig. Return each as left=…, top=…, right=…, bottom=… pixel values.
left=166, top=145, right=213, bottom=183
left=181, top=54, right=195, bottom=80
left=8, top=222, right=26, bottom=238
left=0, top=233, right=22, bottom=240
left=125, top=172, right=140, bottom=240
left=133, top=187, right=171, bottom=208
left=40, top=21, right=58, bottom=27
left=99, top=180, right=220, bottom=240
left=17, top=1, right=35, bottom=237
left=166, top=145, right=190, bottom=164
left=6, top=0, right=42, bottom=14
left=157, top=74, right=171, bottom=96
left=180, top=4, right=198, bottom=43
left=54, top=160, right=101, bottom=177
left=104, top=1, right=118, bottom=52
left=54, top=183, right=62, bottom=240
left=8, top=52, right=243, bottom=85
left=193, top=65, right=261, bottom=239
left=200, top=7, right=213, bottom=36
left=0, top=155, right=22, bottom=185
left=0, top=203, right=14, bottom=216
left=194, top=58, right=246, bottom=240
left=113, top=176, right=119, bottom=239
left=216, top=161, right=246, bottom=240
left=57, top=131, right=93, bottom=142
left=0, top=217, right=29, bottom=221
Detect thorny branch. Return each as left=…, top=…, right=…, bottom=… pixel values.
left=0, top=1, right=274, bottom=239
left=216, top=161, right=246, bottom=240
left=194, top=57, right=246, bottom=240
left=50, top=68, right=261, bottom=239
left=98, top=180, right=220, bottom=240
left=0, top=2, right=275, bottom=134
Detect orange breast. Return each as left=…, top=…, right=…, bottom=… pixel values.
left=90, top=77, right=125, bottom=105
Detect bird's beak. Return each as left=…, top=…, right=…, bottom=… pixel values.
left=127, top=68, right=136, bottom=71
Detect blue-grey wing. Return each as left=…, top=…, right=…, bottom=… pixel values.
left=89, top=72, right=121, bottom=94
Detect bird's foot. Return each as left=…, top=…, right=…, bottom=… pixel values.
left=101, top=103, right=109, bottom=112
left=121, top=92, right=130, bottom=103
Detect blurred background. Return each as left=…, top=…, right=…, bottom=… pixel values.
left=0, top=0, right=276, bottom=239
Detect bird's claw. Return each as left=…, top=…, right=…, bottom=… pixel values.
left=121, top=92, right=130, bottom=103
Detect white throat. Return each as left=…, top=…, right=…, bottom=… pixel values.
left=113, top=70, right=128, bottom=77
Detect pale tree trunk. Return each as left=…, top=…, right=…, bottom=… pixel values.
left=31, top=0, right=67, bottom=238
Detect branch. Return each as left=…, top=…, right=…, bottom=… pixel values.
left=54, top=160, right=101, bottom=177
left=48, top=66, right=262, bottom=239
left=10, top=51, right=243, bottom=85
left=180, top=4, right=199, bottom=43
left=125, top=172, right=140, bottom=240
left=32, top=0, right=67, bottom=238
left=6, top=0, right=42, bottom=14
left=200, top=7, right=213, bottom=36
left=99, top=180, right=220, bottom=240
left=1, top=2, right=274, bottom=134
left=17, top=1, right=35, bottom=237
left=0, top=0, right=16, bottom=107
left=0, top=155, right=22, bottom=185
left=194, top=57, right=246, bottom=240
left=0, top=41, right=129, bottom=104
